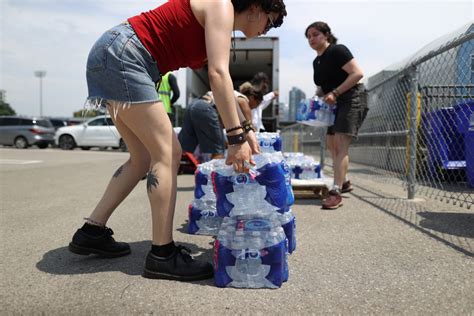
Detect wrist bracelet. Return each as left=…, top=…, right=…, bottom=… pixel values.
left=243, top=125, right=255, bottom=133
left=332, top=88, right=340, bottom=98
left=225, top=125, right=243, bottom=133
left=241, top=120, right=255, bottom=133
left=227, top=132, right=247, bottom=145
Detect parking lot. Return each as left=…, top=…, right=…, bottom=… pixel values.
left=1, top=148, right=473, bottom=314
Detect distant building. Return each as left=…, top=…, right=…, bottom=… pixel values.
left=0, top=90, right=5, bottom=102
left=288, top=87, right=306, bottom=122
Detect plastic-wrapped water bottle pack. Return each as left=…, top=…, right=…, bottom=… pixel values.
left=284, top=153, right=322, bottom=180
left=296, top=97, right=336, bottom=127
left=187, top=160, right=221, bottom=235
left=256, top=132, right=282, bottom=153
left=214, top=216, right=288, bottom=288
left=186, top=137, right=297, bottom=288
left=212, top=152, right=294, bottom=217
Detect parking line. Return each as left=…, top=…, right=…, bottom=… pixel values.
left=0, top=159, right=43, bottom=165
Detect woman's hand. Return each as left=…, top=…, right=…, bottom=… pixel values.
left=226, top=141, right=255, bottom=173
left=245, top=130, right=260, bottom=154
left=323, top=92, right=337, bottom=105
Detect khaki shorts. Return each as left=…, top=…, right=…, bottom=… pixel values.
left=327, top=84, right=368, bottom=138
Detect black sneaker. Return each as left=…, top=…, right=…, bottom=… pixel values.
left=68, top=227, right=131, bottom=258
left=143, top=245, right=214, bottom=281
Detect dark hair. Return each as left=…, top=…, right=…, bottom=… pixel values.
left=232, top=0, right=287, bottom=29
left=305, top=21, right=338, bottom=44
left=250, top=72, right=270, bottom=94
left=251, top=72, right=269, bottom=85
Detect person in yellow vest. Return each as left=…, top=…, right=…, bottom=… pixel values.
left=156, top=71, right=180, bottom=124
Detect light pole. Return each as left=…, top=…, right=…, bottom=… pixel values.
left=34, top=70, right=46, bottom=116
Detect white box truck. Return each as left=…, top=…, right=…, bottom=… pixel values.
left=185, top=36, right=280, bottom=131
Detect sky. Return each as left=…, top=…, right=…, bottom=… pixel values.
left=1, top=0, right=473, bottom=117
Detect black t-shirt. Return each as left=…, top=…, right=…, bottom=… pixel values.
left=313, top=44, right=354, bottom=94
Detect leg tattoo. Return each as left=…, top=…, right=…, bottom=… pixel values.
left=146, top=169, right=160, bottom=193
left=113, top=165, right=124, bottom=178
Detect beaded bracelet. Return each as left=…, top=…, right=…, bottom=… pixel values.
left=225, top=125, right=243, bottom=134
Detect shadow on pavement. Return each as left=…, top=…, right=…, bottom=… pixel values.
left=348, top=167, right=388, bottom=177
left=351, top=184, right=474, bottom=257
left=177, top=221, right=189, bottom=234
left=293, top=196, right=324, bottom=206
left=36, top=240, right=215, bottom=286
left=418, top=212, right=474, bottom=238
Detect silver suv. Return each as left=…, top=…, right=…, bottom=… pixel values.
left=0, top=116, right=55, bottom=149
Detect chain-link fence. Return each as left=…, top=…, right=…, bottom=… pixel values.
left=280, top=123, right=327, bottom=167
left=281, top=23, right=473, bottom=209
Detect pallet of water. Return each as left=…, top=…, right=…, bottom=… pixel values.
left=284, top=152, right=323, bottom=180
left=284, top=152, right=333, bottom=199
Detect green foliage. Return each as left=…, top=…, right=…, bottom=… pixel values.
left=0, top=100, right=16, bottom=116
left=73, top=109, right=100, bottom=117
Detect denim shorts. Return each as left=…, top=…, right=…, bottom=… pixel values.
left=85, top=23, right=161, bottom=108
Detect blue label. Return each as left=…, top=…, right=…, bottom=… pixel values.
left=244, top=219, right=271, bottom=232
left=234, top=174, right=250, bottom=185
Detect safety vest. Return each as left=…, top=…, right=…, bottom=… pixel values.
left=157, top=72, right=172, bottom=114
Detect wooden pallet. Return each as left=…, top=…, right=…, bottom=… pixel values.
left=291, top=178, right=332, bottom=199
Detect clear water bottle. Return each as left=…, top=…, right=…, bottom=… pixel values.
left=187, top=203, right=222, bottom=235
left=254, top=155, right=293, bottom=213
left=279, top=211, right=296, bottom=254
left=315, top=99, right=336, bottom=127
left=189, top=161, right=220, bottom=235
left=281, top=161, right=295, bottom=207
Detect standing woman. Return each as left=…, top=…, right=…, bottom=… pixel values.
left=68, top=0, right=287, bottom=281
left=305, top=21, right=365, bottom=210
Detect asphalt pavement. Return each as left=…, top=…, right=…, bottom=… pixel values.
left=1, top=148, right=473, bottom=314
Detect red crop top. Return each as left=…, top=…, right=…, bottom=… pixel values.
left=128, top=0, right=207, bottom=74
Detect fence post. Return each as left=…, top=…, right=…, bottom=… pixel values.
left=408, top=66, right=419, bottom=200
left=320, top=129, right=326, bottom=170
left=298, top=124, right=303, bottom=152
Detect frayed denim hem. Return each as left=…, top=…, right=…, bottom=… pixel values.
left=83, top=97, right=157, bottom=120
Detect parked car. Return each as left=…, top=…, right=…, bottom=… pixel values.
left=66, top=117, right=87, bottom=126
left=48, top=118, right=68, bottom=130
left=0, top=116, right=55, bottom=149
left=55, top=115, right=127, bottom=151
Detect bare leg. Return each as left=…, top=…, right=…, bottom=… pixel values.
left=326, top=134, right=337, bottom=186
left=87, top=110, right=150, bottom=225
left=333, top=133, right=352, bottom=188
left=108, top=102, right=181, bottom=245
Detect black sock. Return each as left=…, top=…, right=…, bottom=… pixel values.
left=81, top=223, right=105, bottom=236
left=151, top=241, right=175, bottom=257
